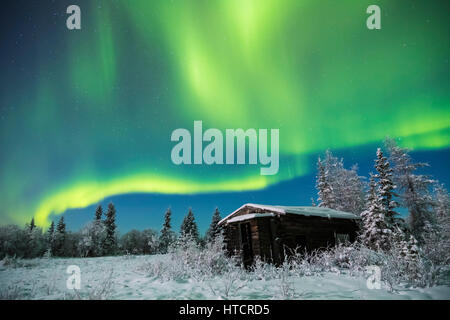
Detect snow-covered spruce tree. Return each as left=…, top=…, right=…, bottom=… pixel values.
left=23, top=218, right=45, bottom=258
left=374, top=148, right=399, bottom=228
left=46, top=221, right=55, bottom=254
left=63, top=231, right=80, bottom=257
left=316, top=151, right=365, bottom=214
left=399, top=233, right=420, bottom=278
left=180, top=208, right=200, bottom=243
left=95, top=204, right=102, bottom=221
left=337, top=164, right=366, bottom=215
left=91, top=205, right=105, bottom=256
left=159, top=207, right=176, bottom=253
left=54, top=216, right=66, bottom=256
left=393, top=227, right=420, bottom=261
left=78, top=224, right=93, bottom=257
left=142, top=229, right=160, bottom=254
left=380, top=227, right=424, bottom=287
left=386, top=138, right=435, bottom=241
left=78, top=218, right=106, bottom=257
left=360, top=175, right=392, bottom=251
left=0, top=225, right=28, bottom=258
left=29, top=218, right=35, bottom=232
left=103, top=203, right=118, bottom=255
left=24, top=218, right=36, bottom=258
left=205, top=207, right=222, bottom=243
left=316, top=156, right=336, bottom=209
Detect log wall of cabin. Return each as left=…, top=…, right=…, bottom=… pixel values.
left=223, top=213, right=359, bottom=265
left=275, top=214, right=358, bottom=252
left=249, top=220, right=260, bottom=257
left=224, top=224, right=240, bottom=256
left=254, top=218, right=279, bottom=262
left=223, top=218, right=271, bottom=262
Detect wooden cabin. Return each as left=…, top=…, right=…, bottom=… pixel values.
left=218, top=203, right=360, bottom=267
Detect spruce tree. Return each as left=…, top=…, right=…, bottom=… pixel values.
left=57, top=216, right=66, bottom=234
left=316, top=157, right=335, bottom=209
left=180, top=208, right=200, bottom=242
left=339, top=165, right=366, bottom=215
left=386, top=139, right=435, bottom=240
left=360, top=175, right=392, bottom=251
left=160, top=207, right=175, bottom=253
left=91, top=204, right=105, bottom=256
left=361, top=148, right=401, bottom=250
left=103, top=203, right=117, bottom=255
left=55, top=216, right=66, bottom=256
left=374, top=148, right=399, bottom=228
left=95, top=205, right=103, bottom=221
left=46, top=221, right=55, bottom=253
left=29, top=218, right=36, bottom=231
left=390, top=227, right=421, bottom=279
left=24, top=218, right=37, bottom=258
left=206, top=208, right=222, bottom=243
left=316, top=151, right=365, bottom=213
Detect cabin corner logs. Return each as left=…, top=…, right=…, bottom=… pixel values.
left=220, top=205, right=360, bottom=267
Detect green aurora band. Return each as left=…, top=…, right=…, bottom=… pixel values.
left=0, top=0, right=449, bottom=226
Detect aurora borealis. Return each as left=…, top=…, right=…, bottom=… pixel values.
left=0, top=0, right=449, bottom=230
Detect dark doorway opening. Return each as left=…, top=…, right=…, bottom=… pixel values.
left=240, top=223, right=253, bottom=268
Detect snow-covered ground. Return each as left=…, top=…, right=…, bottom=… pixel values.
left=0, top=255, right=449, bottom=300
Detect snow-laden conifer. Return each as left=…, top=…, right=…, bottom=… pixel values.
left=360, top=175, right=392, bottom=251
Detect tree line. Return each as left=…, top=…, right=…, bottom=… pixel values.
left=315, top=138, right=449, bottom=257
left=0, top=203, right=223, bottom=259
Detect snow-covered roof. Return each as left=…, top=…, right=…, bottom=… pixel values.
left=227, top=213, right=275, bottom=224
left=219, top=203, right=360, bottom=225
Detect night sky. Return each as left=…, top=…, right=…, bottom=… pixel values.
left=0, top=0, right=449, bottom=234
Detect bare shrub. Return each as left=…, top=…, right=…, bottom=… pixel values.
left=1, top=255, right=40, bottom=269
left=137, top=235, right=250, bottom=298
left=276, top=260, right=296, bottom=299
left=0, top=285, right=22, bottom=300
left=65, top=269, right=115, bottom=300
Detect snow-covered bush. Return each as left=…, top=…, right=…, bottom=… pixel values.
left=250, top=256, right=278, bottom=280
left=137, top=234, right=250, bottom=298
left=140, top=234, right=244, bottom=281
left=275, top=259, right=296, bottom=299
left=136, top=226, right=448, bottom=297
left=43, top=248, right=52, bottom=259
left=0, top=284, right=25, bottom=300
left=0, top=225, right=46, bottom=259
left=205, top=266, right=248, bottom=299
left=273, top=235, right=442, bottom=290
left=1, top=255, right=40, bottom=269
left=78, top=221, right=107, bottom=257
left=119, top=229, right=160, bottom=255
left=291, top=236, right=446, bottom=290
